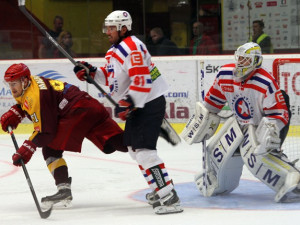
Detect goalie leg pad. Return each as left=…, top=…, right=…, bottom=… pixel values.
left=240, top=125, right=300, bottom=202
left=180, top=101, right=220, bottom=144
left=195, top=155, right=243, bottom=196
left=196, top=117, right=244, bottom=196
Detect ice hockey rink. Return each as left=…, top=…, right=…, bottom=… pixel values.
left=1, top=134, right=300, bottom=225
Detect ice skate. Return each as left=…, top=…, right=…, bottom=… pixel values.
left=152, top=189, right=183, bottom=215
left=41, top=180, right=73, bottom=208
left=145, top=190, right=159, bottom=205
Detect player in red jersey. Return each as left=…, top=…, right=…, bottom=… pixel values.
left=1, top=63, right=127, bottom=207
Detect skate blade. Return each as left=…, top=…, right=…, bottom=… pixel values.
left=42, top=200, right=72, bottom=209
left=154, top=203, right=184, bottom=215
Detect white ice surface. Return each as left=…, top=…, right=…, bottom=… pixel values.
left=0, top=134, right=300, bottom=225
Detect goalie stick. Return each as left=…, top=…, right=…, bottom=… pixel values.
left=8, top=127, right=52, bottom=219
left=18, top=0, right=180, bottom=146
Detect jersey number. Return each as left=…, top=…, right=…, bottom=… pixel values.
left=31, top=112, right=39, bottom=123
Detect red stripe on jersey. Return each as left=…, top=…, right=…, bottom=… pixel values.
left=266, top=103, right=288, bottom=111
left=111, top=52, right=124, bottom=64
left=130, top=86, right=151, bottom=93
left=204, top=96, right=224, bottom=109
left=123, top=36, right=137, bottom=51
left=243, top=83, right=266, bottom=94
left=258, top=68, right=279, bottom=88
left=128, top=66, right=150, bottom=77
left=218, top=79, right=233, bottom=86
left=100, top=67, right=109, bottom=86
left=209, top=87, right=226, bottom=100
left=268, top=115, right=288, bottom=125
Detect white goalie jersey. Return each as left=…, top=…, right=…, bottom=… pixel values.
left=93, top=35, right=169, bottom=108
left=204, top=63, right=289, bottom=131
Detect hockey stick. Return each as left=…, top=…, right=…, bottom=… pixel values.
left=18, top=0, right=180, bottom=146
left=201, top=139, right=208, bottom=196
left=8, top=127, right=52, bottom=219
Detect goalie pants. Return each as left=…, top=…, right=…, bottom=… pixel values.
left=42, top=97, right=127, bottom=185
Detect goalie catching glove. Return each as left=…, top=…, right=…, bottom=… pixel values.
left=254, top=117, right=281, bottom=155
left=12, top=140, right=36, bottom=166
left=114, top=95, right=136, bottom=121
left=73, top=61, right=97, bottom=83
left=1, top=105, right=25, bottom=132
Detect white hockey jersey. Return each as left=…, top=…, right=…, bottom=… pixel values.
left=203, top=63, right=289, bottom=130
left=94, top=35, right=169, bottom=108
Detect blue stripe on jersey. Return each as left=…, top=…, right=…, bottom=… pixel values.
left=251, top=76, right=273, bottom=94
left=108, top=68, right=114, bottom=73
left=146, top=79, right=152, bottom=84
left=117, top=45, right=128, bottom=57
left=63, top=83, right=72, bottom=94
left=210, top=95, right=226, bottom=104
left=265, top=113, right=282, bottom=116
left=217, top=70, right=233, bottom=78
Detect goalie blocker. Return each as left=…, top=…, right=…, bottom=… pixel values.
left=180, top=102, right=220, bottom=144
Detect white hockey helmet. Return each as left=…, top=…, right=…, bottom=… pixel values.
left=102, top=10, right=132, bottom=33
left=234, top=42, right=263, bottom=80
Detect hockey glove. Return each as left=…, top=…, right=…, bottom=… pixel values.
left=254, top=117, right=281, bottom=155
left=115, top=95, right=135, bottom=121
left=1, top=105, right=25, bottom=132
left=12, top=140, right=36, bottom=166
left=73, top=61, right=97, bottom=83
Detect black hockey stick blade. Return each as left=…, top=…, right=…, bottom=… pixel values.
left=160, top=119, right=181, bottom=145
left=8, top=127, right=53, bottom=219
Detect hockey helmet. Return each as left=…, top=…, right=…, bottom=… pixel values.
left=4, top=63, right=31, bottom=82
left=234, top=42, right=262, bottom=80
left=102, top=10, right=132, bottom=33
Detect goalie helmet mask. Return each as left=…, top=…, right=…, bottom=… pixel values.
left=4, top=63, right=31, bottom=82
left=102, top=10, right=132, bottom=33
left=234, top=42, right=263, bottom=81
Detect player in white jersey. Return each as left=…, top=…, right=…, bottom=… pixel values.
left=73, top=10, right=183, bottom=214
left=181, top=42, right=300, bottom=202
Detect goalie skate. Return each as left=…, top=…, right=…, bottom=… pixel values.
left=41, top=188, right=73, bottom=209
left=152, top=189, right=183, bottom=215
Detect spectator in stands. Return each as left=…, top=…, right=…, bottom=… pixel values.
left=38, top=15, right=64, bottom=58
left=189, top=21, right=219, bottom=55
left=250, top=20, right=273, bottom=54
left=53, top=31, right=76, bottom=58
left=147, top=27, right=178, bottom=56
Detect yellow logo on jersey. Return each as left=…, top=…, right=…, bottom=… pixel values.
left=49, top=80, right=64, bottom=92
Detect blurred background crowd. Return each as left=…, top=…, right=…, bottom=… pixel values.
left=1, top=0, right=299, bottom=60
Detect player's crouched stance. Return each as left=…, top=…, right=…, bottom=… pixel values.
left=181, top=42, right=300, bottom=202
left=1, top=63, right=128, bottom=208
left=182, top=102, right=300, bottom=202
